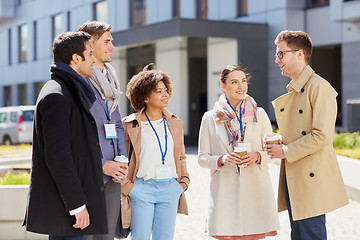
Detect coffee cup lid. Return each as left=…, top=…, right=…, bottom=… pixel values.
left=114, top=155, right=129, bottom=163
left=234, top=146, right=247, bottom=152
left=266, top=135, right=280, bottom=141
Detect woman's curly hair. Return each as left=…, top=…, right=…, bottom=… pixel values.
left=126, top=63, right=173, bottom=111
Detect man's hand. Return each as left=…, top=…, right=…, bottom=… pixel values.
left=266, top=143, right=285, bottom=159
left=73, top=207, right=90, bottom=230
left=103, top=160, right=128, bottom=183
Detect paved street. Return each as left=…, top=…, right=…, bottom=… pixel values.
left=169, top=152, right=360, bottom=240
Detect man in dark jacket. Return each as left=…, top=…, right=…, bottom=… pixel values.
left=24, top=31, right=108, bottom=239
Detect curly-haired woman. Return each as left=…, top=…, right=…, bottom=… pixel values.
left=120, top=64, right=189, bottom=240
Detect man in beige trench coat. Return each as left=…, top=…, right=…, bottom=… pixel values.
left=266, top=30, right=349, bottom=240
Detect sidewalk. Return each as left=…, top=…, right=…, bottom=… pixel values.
left=169, top=152, right=360, bottom=240
left=1, top=149, right=359, bottom=239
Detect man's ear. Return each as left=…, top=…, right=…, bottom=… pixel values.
left=71, top=53, right=81, bottom=65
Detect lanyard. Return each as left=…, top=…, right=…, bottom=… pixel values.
left=225, top=97, right=243, bottom=139
left=144, top=110, right=168, bottom=165
left=105, top=102, right=111, bottom=121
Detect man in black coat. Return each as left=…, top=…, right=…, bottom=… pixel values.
left=24, top=31, right=108, bottom=239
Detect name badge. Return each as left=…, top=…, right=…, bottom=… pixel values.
left=104, top=123, right=117, bottom=139
left=156, top=166, right=172, bottom=181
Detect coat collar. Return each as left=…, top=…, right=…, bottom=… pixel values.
left=123, top=107, right=178, bottom=125
left=286, top=65, right=315, bottom=93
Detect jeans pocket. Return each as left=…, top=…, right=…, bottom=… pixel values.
left=175, top=181, right=184, bottom=195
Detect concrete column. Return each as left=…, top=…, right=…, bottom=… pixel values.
left=112, top=48, right=128, bottom=118
left=11, top=84, right=18, bottom=106
left=155, top=37, right=189, bottom=134
left=0, top=87, right=4, bottom=107
left=207, top=37, right=237, bottom=109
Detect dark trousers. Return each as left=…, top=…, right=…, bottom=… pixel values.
left=49, top=236, right=82, bottom=240
left=285, top=179, right=327, bottom=240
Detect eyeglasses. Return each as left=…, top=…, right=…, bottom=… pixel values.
left=275, top=50, right=300, bottom=59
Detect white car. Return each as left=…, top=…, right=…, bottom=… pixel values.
left=0, top=105, right=35, bottom=145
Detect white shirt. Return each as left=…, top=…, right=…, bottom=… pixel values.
left=137, top=118, right=177, bottom=180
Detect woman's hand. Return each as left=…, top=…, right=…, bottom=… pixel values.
left=241, top=152, right=259, bottom=168
left=221, top=153, right=242, bottom=167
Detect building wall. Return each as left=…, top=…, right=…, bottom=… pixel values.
left=1, top=0, right=360, bottom=131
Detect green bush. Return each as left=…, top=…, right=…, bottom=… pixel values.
left=333, top=132, right=360, bottom=149
left=0, top=171, right=30, bottom=185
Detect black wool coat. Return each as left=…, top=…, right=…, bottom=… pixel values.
left=24, top=63, right=108, bottom=235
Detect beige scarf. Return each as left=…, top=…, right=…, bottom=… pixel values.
left=89, top=63, right=122, bottom=116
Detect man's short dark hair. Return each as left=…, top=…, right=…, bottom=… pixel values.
left=52, top=31, right=91, bottom=65
left=77, top=21, right=112, bottom=41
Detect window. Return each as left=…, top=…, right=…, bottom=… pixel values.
left=18, top=84, right=27, bottom=105
left=130, top=0, right=146, bottom=26
left=196, top=0, right=207, bottom=20
left=67, top=11, right=71, bottom=31
left=308, top=0, right=329, bottom=7
left=0, top=113, right=7, bottom=124
left=8, top=29, right=12, bottom=65
left=237, top=0, right=248, bottom=17
left=19, top=24, right=28, bottom=62
left=172, top=0, right=180, bottom=18
left=33, top=21, right=37, bottom=60
left=4, top=86, right=12, bottom=106
left=52, top=14, right=62, bottom=41
left=135, top=0, right=145, bottom=9
left=33, top=82, right=44, bottom=103
left=94, top=1, right=108, bottom=22
left=10, top=112, right=17, bottom=123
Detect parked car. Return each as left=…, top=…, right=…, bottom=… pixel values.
left=0, top=105, right=35, bottom=145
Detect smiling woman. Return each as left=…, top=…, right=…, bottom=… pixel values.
left=198, top=64, right=279, bottom=240
left=121, top=63, right=190, bottom=240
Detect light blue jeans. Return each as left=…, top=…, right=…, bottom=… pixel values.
left=129, top=178, right=183, bottom=240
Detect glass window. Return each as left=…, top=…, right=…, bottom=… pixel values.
left=308, top=0, right=329, bottom=7
left=18, top=84, right=27, bottom=105
left=3, top=86, right=11, bottom=106
left=94, top=1, right=108, bottom=22
left=19, top=24, right=28, bottom=62
left=67, top=11, right=71, bottom=31
left=33, top=21, right=37, bottom=60
left=130, top=0, right=146, bottom=26
left=52, top=14, right=62, bottom=40
left=135, top=0, right=145, bottom=9
left=23, top=110, right=34, bottom=122
left=0, top=113, right=7, bottom=123
left=8, top=29, right=12, bottom=65
left=237, top=0, right=248, bottom=17
left=10, top=112, right=17, bottom=123
left=196, top=0, right=208, bottom=19
left=172, top=0, right=180, bottom=18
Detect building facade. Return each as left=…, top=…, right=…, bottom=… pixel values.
left=0, top=0, right=359, bottom=144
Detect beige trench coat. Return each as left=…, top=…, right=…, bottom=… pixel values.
left=198, top=107, right=280, bottom=236
left=272, top=65, right=349, bottom=221
left=120, top=108, right=190, bottom=228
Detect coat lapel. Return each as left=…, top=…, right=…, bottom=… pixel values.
left=215, top=121, right=233, bottom=153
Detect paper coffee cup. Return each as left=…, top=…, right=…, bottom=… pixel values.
left=114, top=155, right=129, bottom=170
left=234, top=146, right=247, bottom=167
left=266, top=135, right=281, bottom=145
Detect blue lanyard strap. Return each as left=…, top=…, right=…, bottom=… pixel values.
left=144, top=110, right=168, bottom=165
left=105, top=102, right=110, bottom=121
left=225, top=97, right=243, bottom=139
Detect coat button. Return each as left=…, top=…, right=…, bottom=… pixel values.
left=280, top=108, right=285, bottom=112
left=309, top=172, right=315, bottom=177
left=95, top=141, right=99, bottom=146
left=301, top=131, right=306, bottom=135
left=301, top=88, right=305, bottom=93
left=100, top=186, right=105, bottom=191
left=98, top=164, right=102, bottom=169
left=299, top=109, right=303, bottom=114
